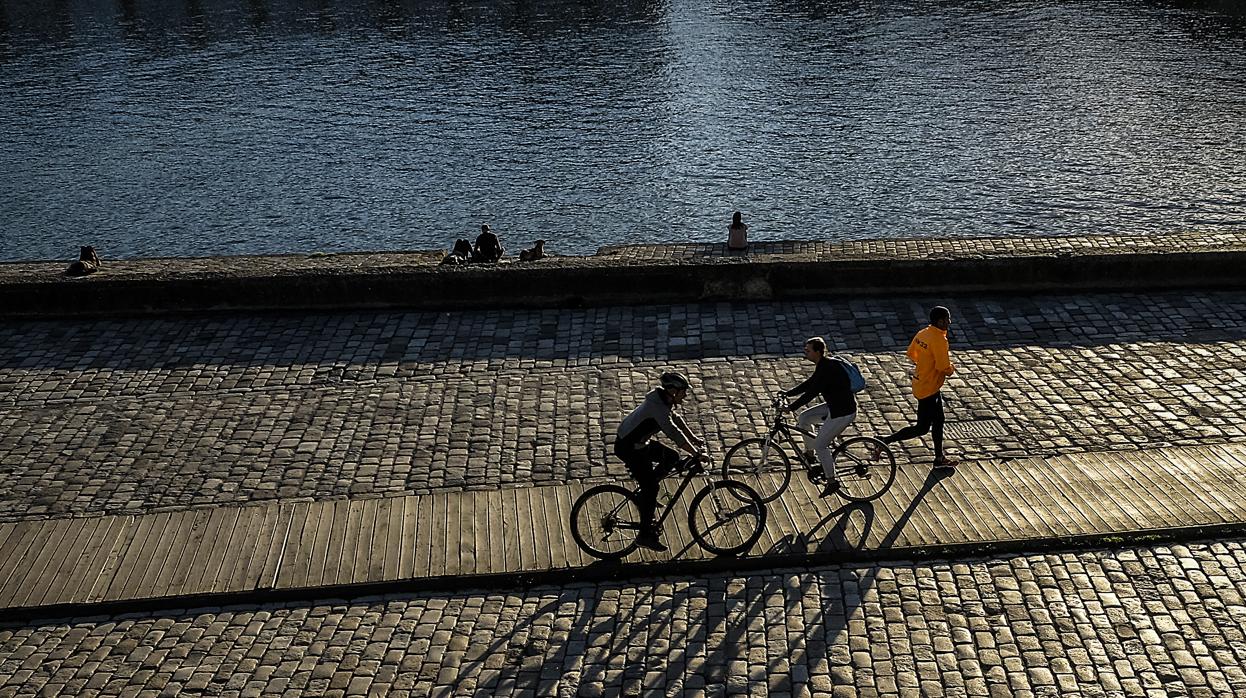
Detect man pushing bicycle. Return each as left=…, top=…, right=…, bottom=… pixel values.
left=615, top=371, right=710, bottom=552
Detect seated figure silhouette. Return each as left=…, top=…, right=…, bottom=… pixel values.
left=727, top=211, right=749, bottom=252
left=472, top=224, right=503, bottom=263
left=440, top=238, right=473, bottom=265
left=65, top=246, right=101, bottom=276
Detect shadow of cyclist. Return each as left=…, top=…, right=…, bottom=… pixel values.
left=762, top=500, right=875, bottom=557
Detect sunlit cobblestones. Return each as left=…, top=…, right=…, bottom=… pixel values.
left=1, top=291, right=1243, bottom=522
left=4, top=540, right=1246, bottom=696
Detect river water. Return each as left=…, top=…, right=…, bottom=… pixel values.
left=2, top=0, right=1244, bottom=261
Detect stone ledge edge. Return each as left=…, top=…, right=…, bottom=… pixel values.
left=3, top=248, right=1244, bottom=319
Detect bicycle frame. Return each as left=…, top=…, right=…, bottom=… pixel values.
left=758, top=399, right=854, bottom=471
left=572, top=453, right=768, bottom=560
left=603, top=456, right=703, bottom=532
left=651, top=463, right=702, bottom=530
left=720, top=395, right=897, bottom=505
left=760, top=405, right=818, bottom=469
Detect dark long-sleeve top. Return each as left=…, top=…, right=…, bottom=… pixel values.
left=616, top=389, right=696, bottom=452
left=784, top=356, right=856, bottom=418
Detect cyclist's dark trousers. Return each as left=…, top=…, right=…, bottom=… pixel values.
left=616, top=442, right=682, bottom=535
left=882, top=392, right=945, bottom=460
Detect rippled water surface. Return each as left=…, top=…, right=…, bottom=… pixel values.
left=2, top=0, right=1245, bottom=260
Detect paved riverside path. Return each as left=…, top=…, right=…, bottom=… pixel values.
left=2, top=255, right=1246, bottom=695
left=2, top=289, right=1244, bottom=523
left=4, top=442, right=1244, bottom=615
left=1, top=285, right=1244, bottom=615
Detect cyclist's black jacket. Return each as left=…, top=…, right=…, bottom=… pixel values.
left=615, top=389, right=694, bottom=453
left=784, top=356, right=856, bottom=418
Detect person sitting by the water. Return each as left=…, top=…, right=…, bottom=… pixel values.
left=519, top=239, right=548, bottom=262
left=65, top=246, right=102, bottom=276
left=472, top=224, right=504, bottom=263
left=440, top=238, right=473, bottom=265
left=728, top=211, right=749, bottom=251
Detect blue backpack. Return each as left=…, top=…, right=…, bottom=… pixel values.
left=832, top=355, right=866, bottom=393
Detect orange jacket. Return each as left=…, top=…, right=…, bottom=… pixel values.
left=907, top=325, right=954, bottom=399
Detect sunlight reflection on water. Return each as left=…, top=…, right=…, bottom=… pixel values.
left=1, top=0, right=1244, bottom=260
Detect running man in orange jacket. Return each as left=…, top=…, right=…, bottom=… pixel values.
left=881, top=306, right=958, bottom=469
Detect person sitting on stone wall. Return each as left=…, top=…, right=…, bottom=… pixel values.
left=472, top=224, right=504, bottom=263
left=519, top=239, right=548, bottom=262
left=727, top=211, right=749, bottom=252
left=65, top=246, right=101, bottom=276
left=440, top=238, right=473, bottom=265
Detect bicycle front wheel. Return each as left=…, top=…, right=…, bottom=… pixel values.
left=570, top=484, right=643, bottom=560
left=687, top=480, right=767, bottom=556
left=831, top=436, right=897, bottom=502
left=721, top=437, right=792, bottom=503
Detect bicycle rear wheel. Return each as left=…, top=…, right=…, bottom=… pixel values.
left=831, top=436, right=897, bottom=502
left=721, top=437, right=792, bottom=503
left=687, top=480, right=767, bottom=556
left=570, top=484, right=643, bottom=560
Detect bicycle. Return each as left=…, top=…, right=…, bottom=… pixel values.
left=569, top=454, right=767, bottom=560
left=721, top=393, right=897, bottom=503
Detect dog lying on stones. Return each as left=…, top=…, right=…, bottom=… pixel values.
left=519, top=240, right=547, bottom=262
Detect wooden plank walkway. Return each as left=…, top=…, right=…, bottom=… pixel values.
left=2, top=443, right=1245, bottom=613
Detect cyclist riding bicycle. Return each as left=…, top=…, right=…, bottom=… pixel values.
left=614, top=371, right=710, bottom=552
left=782, top=336, right=857, bottom=497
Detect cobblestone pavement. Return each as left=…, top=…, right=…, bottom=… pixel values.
left=2, top=538, right=1245, bottom=697
left=1, top=291, right=1244, bottom=522
left=595, top=231, right=1246, bottom=261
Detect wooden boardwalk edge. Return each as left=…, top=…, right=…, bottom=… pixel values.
left=2, top=442, right=1245, bottom=618
left=8, top=518, right=1246, bottom=624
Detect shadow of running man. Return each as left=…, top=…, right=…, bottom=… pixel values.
left=875, top=467, right=955, bottom=551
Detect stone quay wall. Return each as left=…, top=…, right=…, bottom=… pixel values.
left=2, top=232, right=1244, bottom=318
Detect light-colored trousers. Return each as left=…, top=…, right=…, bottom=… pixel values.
left=798, top=405, right=857, bottom=481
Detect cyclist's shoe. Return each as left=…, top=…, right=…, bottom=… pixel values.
left=636, top=532, right=668, bottom=552
left=806, top=466, right=825, bottom=485
left=819, top=479, right=842, bottom=498
left=933, top=457, right=959, bottom=470
left=803, top=450, right=816, bottom=464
